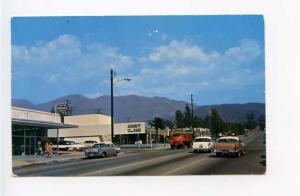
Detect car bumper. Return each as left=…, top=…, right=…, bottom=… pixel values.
left=85, top=152, right=101, bottom=157
left=214, top=150, right=239, bottom=155
left=193, top=148, right=211, bottom=152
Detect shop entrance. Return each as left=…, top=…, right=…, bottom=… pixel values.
left=25, top=136, right=36, bottom=155
left=12, top=125, right=47, bottom=155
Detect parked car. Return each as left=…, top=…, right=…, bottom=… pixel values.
left=114, top=146, right=121, bottom=153
left=213, top=136, right=245, bottom=157
left=52, top=141, right=75, bottom=151
left=84, top=142, right=117, bottom=158
left=192, top=136, right=213, bottom=153
left=83, top=140, right=98, bottom=148
left=68, top=142, right=85, bottom=151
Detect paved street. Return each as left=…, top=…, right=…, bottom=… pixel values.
left=13, top=131, right=265, bottom=176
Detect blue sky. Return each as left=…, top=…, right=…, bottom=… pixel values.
left=12, top=16, right=265, bottom=105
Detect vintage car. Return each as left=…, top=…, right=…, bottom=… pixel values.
left=84, top=142, right=117, bottom=158
left=52, top=140, right=77, bottom=151
left=214, top=136, right=245, bottom=157
left=68, top=142, right=85, bottom=151
left=83, top=140, right=98, bottom=148
left=192, top=136, right=213, bottom=153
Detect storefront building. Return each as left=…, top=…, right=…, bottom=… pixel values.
left=48, top=114, right=168, bottom=146
left=12, top=107, right=77, bottom=155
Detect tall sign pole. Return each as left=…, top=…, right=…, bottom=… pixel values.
left=110, top=69, right=114, bottom=143
left=191, top=94, right=194, bottom=139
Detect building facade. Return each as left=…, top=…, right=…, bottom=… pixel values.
left=48, top=114, right=149, bottom=144
left=12, top=107, right=77, bottom=155
left=48, top=114, right=168, bottom=146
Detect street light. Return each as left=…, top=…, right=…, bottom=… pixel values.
left=110, top=69, right=131, bottom=143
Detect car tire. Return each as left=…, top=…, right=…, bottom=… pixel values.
left=193, top=149, right=197, bottom=153
left=216, top=152, right=221, bottom=157
left=101, top=152, right=107, bottom=158
left=236, top=151, right=241, bottom=158
left=242, top=149, right=246, bottom=155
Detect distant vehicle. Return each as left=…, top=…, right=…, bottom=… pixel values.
left=52, top=141, right=76, bottom=151
left=84, top=142, right=117, bottom=158
left=68, top=142, right=85, bottom=151
left=83, top=140, right=98, bottom=148
left=192, top=136, right=213, bottom=153
left=213, top=136, right=245, bottom=157
left=114, top=146, right=121, bottom=153
left=170, top=133, right=193, bottom=149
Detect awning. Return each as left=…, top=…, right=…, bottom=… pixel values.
left=12, top=118, right=78, bottom=129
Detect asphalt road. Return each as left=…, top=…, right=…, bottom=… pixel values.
left=13, top=131, right=266, bottom=176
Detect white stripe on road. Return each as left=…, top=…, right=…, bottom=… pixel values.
left=82, top=151, right=192, bottom=176
left=161, top=158, right=208, bottom=176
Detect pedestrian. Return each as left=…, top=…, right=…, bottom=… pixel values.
left=44, top=142, right=49, bottom=158
left=44, top=142, right=53, bottom=158
left=49, top=143, right=53, bottom=158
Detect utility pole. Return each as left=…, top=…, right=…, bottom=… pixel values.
left=109, top=69, right=131, bottom=144
left=110, top=69, right=114, bottom=143
left=191, top=94, right=194, bottom=139
left=96, top=108, right=103, bottom=114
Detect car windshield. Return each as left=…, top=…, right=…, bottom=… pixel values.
left=94, top=143, right=106, bottom=148
left=194, top=138, right=211, bottom=142
left=218, top=138, right=238, bottom=143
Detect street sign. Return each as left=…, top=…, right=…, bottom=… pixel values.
left=127, top=123, right=142, bottom=133
left=56, top=103, right=69, bottom=112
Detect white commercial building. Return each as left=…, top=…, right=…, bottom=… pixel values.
left=12, top=107, right=77, bottom=155
left=48, top=114, right=149, bottom=145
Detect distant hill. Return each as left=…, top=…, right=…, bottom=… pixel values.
left=12, top=94, right=265, bottom=123
left=193, top=103, right=265, bottom=122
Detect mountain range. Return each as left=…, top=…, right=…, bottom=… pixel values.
left=12, top=94, right=265, bottom=123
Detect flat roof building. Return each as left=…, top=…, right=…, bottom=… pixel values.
left=48, top=114, right=148, bottom=145
left=12, top=107, right=78, bottom=156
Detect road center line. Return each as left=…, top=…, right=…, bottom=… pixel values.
left=161, top=158, right=208, bottom=176
left=82, top=151, right=191, bottom=176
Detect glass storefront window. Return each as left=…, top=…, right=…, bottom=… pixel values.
left=12, top=125, right=47, bottom=155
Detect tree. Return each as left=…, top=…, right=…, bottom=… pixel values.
left=193, top=116, right=205, bottom=127
left=175, top=110, right=185, bottom=128
left=210, top=108, right=224, bottom=137
left=244, top=112, right=257, bottom=130
left=50, top=106, right=55, bottom=113
left=165, top=120, right=175, bottom=129
left=184, top=104, right=192, bottom=127
left=149, top=117, right=166, bottom=142
left=257, top=115, right=265, bottom=131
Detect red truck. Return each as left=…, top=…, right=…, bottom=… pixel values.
left=170, top=133, right=193, bottom=149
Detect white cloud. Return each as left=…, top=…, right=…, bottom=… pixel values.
left=13, top=35, right=263, bottom=103
left=116, top=39, right=263, bottom=99
left=12, top=34, right=133, bottom=82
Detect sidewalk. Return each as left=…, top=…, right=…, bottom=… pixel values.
left=12, top=151, right=85, bottom=168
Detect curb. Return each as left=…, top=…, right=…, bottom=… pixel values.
left=13, top=156, right=85, bottom=170
left=13, top=152, right=128, bottom=169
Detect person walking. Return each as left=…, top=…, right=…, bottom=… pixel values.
left=44, top=142, right=53, bottom=158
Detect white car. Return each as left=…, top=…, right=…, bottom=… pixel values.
left=68, top=142, right=85, bottom=151
left=192, top=136, right=213, bottom=153
left=83, top=140, right=98, bottom=148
